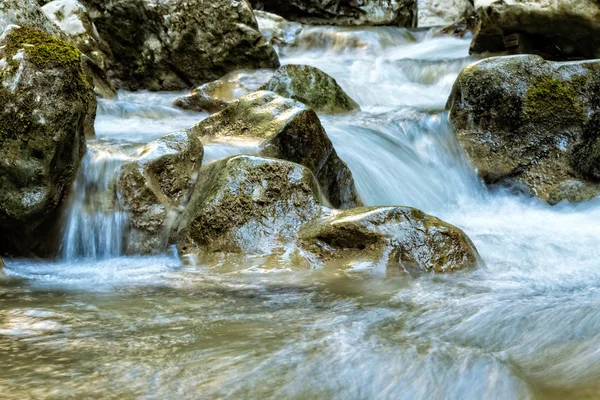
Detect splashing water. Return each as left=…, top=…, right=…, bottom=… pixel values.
left=2, top=23, right=600, bottom=400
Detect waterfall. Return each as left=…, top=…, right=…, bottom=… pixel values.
left=60, top=145, right=130, bottom=261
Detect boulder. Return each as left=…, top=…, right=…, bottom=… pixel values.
left=80, top=0, right=280, bottom=91
left=260, top=64, right=360, bottom=114
left=41, top=0, right=117, bottom=98
left=418, top=0, right=474, bottom=27
left=447, top=55, right=600, bottom=203
left=299, top=206, right=479, bottom=272
left=251, top=0, right=417, bottom=26
left=188, top=91, right=363, bottom=209
left=174, top=155, right=323, bottom=255
left=0, top=0, right=64, bottom=37
left=173, top=69, right=274, bottom=114
left=470, top=0, right=600, bottom=60
left=0, top=25, right=96, bottom=256
left=118, top=131, right=203, bottom=255
left=254, top=10, right=302, bottom=46
left=433, top=15, right=479, bottom=38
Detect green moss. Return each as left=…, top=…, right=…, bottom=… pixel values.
left=3, top=26, right=80, bottom=69
left=524, top=76, right=585, bottom=126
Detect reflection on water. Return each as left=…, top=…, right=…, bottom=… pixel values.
left=2, top=22, right=600, bottom=400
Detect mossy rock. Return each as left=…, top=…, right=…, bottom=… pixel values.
left=447, top=55, right=600, bottom=203
left=118, top=130, right=203, bottom=255
left=0, top=25, right=96, bottom=256
left=261, top=64, right=360, bottom=114
left=189, top=91, right=362, bottom=209
left=175, top=155, right=323, bottom=255
left=299, top=206, right=480, bottom=273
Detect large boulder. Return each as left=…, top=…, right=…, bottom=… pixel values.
left=447, top=55, right=600, bottom=203
left=0, top=0, right=64, bottom=37
left=260, top=64, right=360, bottom=114
left=118, top=131, right=203, bottom=255
left=251, top=0, right=417, bottom=26
left=80, top=0, right=280, bottom=91
left=0, top=25, right=96, bottom=256
left=174, top=155, right=323, bottom=255
left=188, top=91, right=363, bottom=209
left=299, top=206, right=479, bottom=272
left=470, top=0, right=600, bottom=60
left=418, top=0, right=474, bottom=27
left=173, top=69, right=274, bottom=114
left=41, top=0, right=116, bottom=98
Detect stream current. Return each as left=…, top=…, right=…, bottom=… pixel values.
left=2, top=26, right=600, bottom=399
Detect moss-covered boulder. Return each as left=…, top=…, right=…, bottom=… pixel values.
left=470, top=0, right=600, bottom=60
left=173, top=69, right=274, bottom=114
left=118, top=131, right=203, bottom=255
left=189, top=91, right=362, bottom=209
left=41, top=0, right=116, bottom=98
left=251, top=0, right=417, bottom=26
left=447, top=55, right=600, bottom=203
left=260, top=64, right=360, bottom=114
left=0, top=25, right=96, bottom=256
left=174, top=155, right=323, bottom=255
left=300, top=206, right=479, bottom=272
left=79, top=0, right=280, bottom=91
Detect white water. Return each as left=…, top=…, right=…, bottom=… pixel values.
left=2, top=26, right=600, bottom=399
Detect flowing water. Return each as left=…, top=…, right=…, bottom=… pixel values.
left=2, top=26, right=600, bottom=399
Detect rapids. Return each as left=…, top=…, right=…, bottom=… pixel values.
left=2, top=26, right=600, bottom=399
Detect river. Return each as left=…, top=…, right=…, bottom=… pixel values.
left=1, top=25, right=600, bottom=399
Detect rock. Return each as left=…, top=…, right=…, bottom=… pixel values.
left=174, top=155, right=323, bottom=255
left=0, top=0, right=65, bottom=38
left=118, top=131, right=203, bottom=255
left=260, top=64, right=360, bottom=114
left=0, top=25, right=96, bottom=256
left=418, top=0, right=474, bottom=27
left=447, top=55, right=600, bottom=203
left=80, top=0, right=280, bottom=91
left=251, top=0, right=417, bottom=26
left=470, top=0, right=600, bottom=60
left=433, top=15, right=479, bottom=38
left=173, top=69, right=274, bottom=114
left=300, top=206, right=479, bottom=272
left=189, top=91, right=362, bottom=209
left=0, top=257, right=5, bottom=269
left=41, top=0, right=117, bottom=98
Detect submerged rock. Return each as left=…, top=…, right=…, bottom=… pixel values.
left=300, top=206, right=479, bottom=272
left=418, top=0, right=474, bottom=27
left=175, top=155, right=323, bottom=255
left=470, top=0, right=600, bottom=60
left=189, top=91, right=362, bottom=209
left=173, top=69, right=274, bottom=114
left=251, top=0, right=417, bottom=26
left=118, top=131, right=203, bottom=255
left=447, top=55, right=600, bottom=203
left=260, top=64, right=360, bottom=114
left=41, top=0, right=116, bottom=98
left=80, top=0, right=280, bottom=91
left=0, top=25, right=95, bottom=256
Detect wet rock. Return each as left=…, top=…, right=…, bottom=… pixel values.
left=470, top=0, right=600, bottom=60
left=251, top=0, right=417, bottom=27
left=254, top=10, right=302, bottom=46
left=41, top=0, right=116, bottom=98
left=118, top=131, right=203, bottom=255
left=300, top=206, right=479, bottom=272
left=433, top=15, right=479, bottom=38
left=173, top=69, right=274, bottom=114
left=0, top=25, right=95, bottom=256
left=175, top=155, right=323, bottom=255
left=260, top=64, right=360, bottom=114
left=80, top=0, right=280, bottom=91
left=418, top=0, right=474, bottom=27
left=0, top=257, right=5, bottom=270
left=189, top=91, right=362, bottom=209
left=447, top=55, right=600, bottom=203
